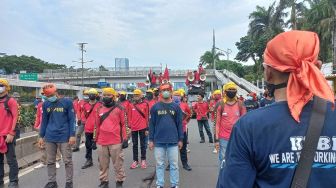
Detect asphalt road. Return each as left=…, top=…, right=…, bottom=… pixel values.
left=14, top=119, right=219, bottom=188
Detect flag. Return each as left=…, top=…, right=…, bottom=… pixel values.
left=147, top=68, right=152, bottom=83
left=163, top=65, right=170, bottom=81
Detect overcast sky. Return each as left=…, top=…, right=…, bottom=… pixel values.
left=0, top=0, right=271, bottom=69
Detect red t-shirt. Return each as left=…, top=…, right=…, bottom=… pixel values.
left=96, top=106, right=127, bottom=145
left=194, top=101, right=209, bottom=120
left=129, top=101, right=149, bottom=131
left=79, top=100, right=87, bottom=123
left=84, top=102, right=102, bottom=133
left=180, top=102, right=191, bottom=132
left=0, top=97, right=18, bottom=136
left=216, top=101, right=246, bottom=140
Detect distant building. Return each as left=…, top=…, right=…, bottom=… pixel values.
left=115, top=58, right=129, bottom=71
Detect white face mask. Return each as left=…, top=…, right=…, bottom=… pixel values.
left=0, top=87, right=5, bottom=94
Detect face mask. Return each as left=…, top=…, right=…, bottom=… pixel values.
left=119, top=95, right=126, bottom=102
left=173, top=96, right=180, bottom=104
left=246, top=96, right=253, bottom=100
left=266, top=82, right=287, bottom=98
left=83, top=96, right=89, bottom=100
left=88, top=94, right=96, bottom=101
left=0, top=87, right=5, bottom=94
left=146, top=93, right=153, bottom=100
left=225, top=91, right=237, bottom=99
left=162, top=91, right=171, bottom=99
left=102, top=97, right=114, bottom=106
left=214, top=95, right=221, bottom=100
left=154, top=91, right=159, bottom=97
left=47, top=96, right=57, bottom=103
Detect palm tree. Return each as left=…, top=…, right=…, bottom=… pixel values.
left=199, top=51, right=223, bottom=69
left=248, top=2, right=285, bottom=40
left=303, top=0, right=335, bottom=65
left=276, top=0, right=307, bottom=29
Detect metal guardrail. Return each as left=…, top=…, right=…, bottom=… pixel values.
left=39, top=69, right=216, bottom=80
left=222, top=69, right=263, bottom=94
left=214, top=70, right=248, bottom=96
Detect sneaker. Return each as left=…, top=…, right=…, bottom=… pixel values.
left=187, top=148, right=191, bottom=153
left=34, top=163, right=46, bottom=169
left=98, top=181, right=108, bottom=188
left=130, top=161, right=139, bottom=169
left=141, top=160, right=147, bottom=169
left=200, top=140, right=205, bottom=143
left=116, top=181, right=123, bottom=188
left=72, top=148, right=80, bottom=152
left=213, top=148, right=218, bottom=154
left=81, top=159, right=93, bottom=169
left=65, top=182, right=73, bottom=188
left=8, top=181, right=19, bottom=188
left=56, top=161, right=60, bottom=169
left=182, top=164, right=192, bottom=171
left=44, top=182, right=58, bottom=188
left=156, top=186, right=163, bottom=188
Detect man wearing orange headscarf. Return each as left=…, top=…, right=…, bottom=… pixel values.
left=217, top=31, right=335, bottom=188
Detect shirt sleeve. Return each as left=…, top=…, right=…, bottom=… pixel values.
left=34, top=105, right=41, bottom=129
left=176, top=105, right=184, bottom=141
left=8, top=99, right=18, bottom=135
left=149, top=106, right=156, bottom=142
left=216, top=119, right=256, bottom=188
left=67, top=100, right=76, bottom=137
left=40, top=103, right=48, bottom=138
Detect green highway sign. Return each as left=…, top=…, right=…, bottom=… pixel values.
left=19, top=73, right=38, bottom=81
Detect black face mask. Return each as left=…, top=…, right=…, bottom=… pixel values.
left=119, top=95, right=126, bottom=102
left=146, top=93, right=153, bottom=100
left=266, top=82, right=287, bottom=98
left=102, top=97, right=114, bottom=107
left=88, top=94, right=96, bottom=101
left=154, top=91, right=159, bottom=97
left=225, top=91, right=237, bottom=99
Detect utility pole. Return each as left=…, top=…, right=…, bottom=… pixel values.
left=212, top=29, right=216, bottom=70
left=73, top=43, right=93, bottom=86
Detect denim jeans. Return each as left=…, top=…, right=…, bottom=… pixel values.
left=219, top=139, right=229, bottom=167
left=154, top=145, right=179, bottom=187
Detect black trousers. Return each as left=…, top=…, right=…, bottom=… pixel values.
left=180, top=132, right=188, bottom=165
left=197, top=120, right=213, bottom=141
left=85, top=133, right=94, bottom=160
left=131, top=129, right=147, bottom=161
left=0, top=141, right=18, bottom=184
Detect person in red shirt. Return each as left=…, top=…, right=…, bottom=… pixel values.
left=73, top=89, right=89, bottom=152
left=209, top=90, right=222, bottom=154
left=94, top=87, right=127, bottom=188
left=193, top=93, right=213, bottom=143
left=0, top=79, right=19, bottom=188
left=151, top=72, right=157, bottom=87
left=158, top=73, right=163, bottom=84
left=81, top=88, right=102, bottom=169
left=144, top=89, right=156, bottom=110
left=174, top=91, right=192, bottom=171
left=214, top=82, right=246, bottom=165
left=129, top=89, right=149, bottom=169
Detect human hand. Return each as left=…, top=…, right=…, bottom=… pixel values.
left=68, top=136, right=76, bottom=145
left=215, top=142, right=220, bottom=152
left=178, top=141, right=183, bottom=150
left=5, top=134, right=14, bottom=143
left=149, top=141, right=154, bottom=150
left=38, top=138, right=45, bottom=149
left=145, top=131, right=149, bottom=136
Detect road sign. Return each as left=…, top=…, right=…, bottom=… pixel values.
left=19, top=73, right=38, bottom=81
left=97, top=82, right=109, bottom=87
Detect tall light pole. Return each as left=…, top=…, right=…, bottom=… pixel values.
left=72, top=43, right=93, bottom=86
left=212, top=29, right=216, bottom=70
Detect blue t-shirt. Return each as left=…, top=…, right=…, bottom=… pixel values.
left=40, top=98, right=76, bottom=143
left=149, top=102, right=184, bottom=145
left=217, top=101, right=336, bottom=188
left=260, top=98, right=275, bottom=107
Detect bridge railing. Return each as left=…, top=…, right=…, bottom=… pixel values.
left=39, top=69, right=216, bottom=80
left=214, top=70, right=248, bottom=96
left=222, top=69, right=263, bottom=94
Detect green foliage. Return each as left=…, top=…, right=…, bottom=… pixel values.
left=19, top=105, right=36, bottom=128
left=0, top=55, right=66, bottom=74
left=199, top=50, right=223, bottom=68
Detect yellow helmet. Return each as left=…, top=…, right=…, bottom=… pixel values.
left=223, top=82, right=237, bottom=91
left=173, top=90, right=181, bottom=96
left=213, top=90, right=221, bottom=95
left=88, top=88, right=98, bottom=95
left=119, top=91, right=127, bottom=96
left=0, top=79, right=10, bottom=92
left=102, top=87, right=116, bottom=96
left=146, top=89, right=154, bottom=93
left=83, top=89, right=89, bottom=95
left=133, top=89, right=143, bottom=95
left=178, top=88, right=185, bottom=96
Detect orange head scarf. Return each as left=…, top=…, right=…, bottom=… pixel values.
left=264, top=30, right=334, bottom=122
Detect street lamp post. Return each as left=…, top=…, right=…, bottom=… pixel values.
left=72, top=43, right=93, bottom=87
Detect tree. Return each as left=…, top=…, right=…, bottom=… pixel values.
left=199, top=50, right=223, bottom=69
left=276, top=0, right=307, bottom=29
left=0, top=55, right=66, bottom=74
left=99, top=65, right=108, bottom=71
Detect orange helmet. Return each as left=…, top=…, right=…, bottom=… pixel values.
left=159, top=83, right=172, bottom=91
